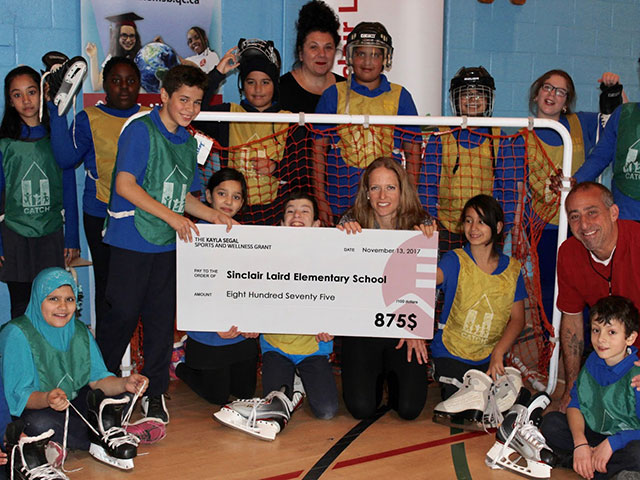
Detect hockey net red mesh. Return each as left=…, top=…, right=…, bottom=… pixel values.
left=136, top=122, right=561, bottom=389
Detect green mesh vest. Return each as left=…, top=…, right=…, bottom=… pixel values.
left=12, top=316, right=90, bottom=401
left=0, top=137, right=63, bottom=237
left=133, top=115, right=197, bottom=245
left=613, top=103, right=640, bottom=200
left=577, top=362, right=640, bottom=435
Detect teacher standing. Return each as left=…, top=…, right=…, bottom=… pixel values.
left=279, top=0, right=345, bottom=113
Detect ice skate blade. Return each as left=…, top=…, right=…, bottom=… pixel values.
left=213, top=407, right=280, bottom=441
left=89, top=443, right=134, bottom=470
left=432, top=410, right=488, bottom=432
left=55, top=62, right=87, bottom=116
left=485, top=442, right=551, bottom=479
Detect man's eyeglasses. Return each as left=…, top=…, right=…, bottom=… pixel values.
left=541, top=83, right=568, bottom=98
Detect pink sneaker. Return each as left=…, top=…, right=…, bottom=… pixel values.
left=44, top=440, right=66, bottom=468
left=170, top=336, right=186, bottom=380
left=125, top=418, right=166, bottom=444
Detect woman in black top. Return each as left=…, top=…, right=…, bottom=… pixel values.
left=279, top=0, right=345, bottom=113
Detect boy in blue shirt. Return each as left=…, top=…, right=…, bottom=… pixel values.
left=99, top=65, right=234, bottom=424
left=541, top=296, right=640, bottom=479
left=312, top=21, right=421, bottom=226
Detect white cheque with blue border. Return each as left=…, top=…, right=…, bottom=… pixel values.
left=177, top=224, right=438, bottom=339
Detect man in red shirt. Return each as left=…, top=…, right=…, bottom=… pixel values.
left=557, top=181, right=640, bottom=411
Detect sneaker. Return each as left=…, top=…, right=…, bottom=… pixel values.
left=141, top=394, right=169, bottom=424
left=169, top=336, right=186, bottom=381
left=42, top=55, right=87, bottom=116
left=125, top=418, right=166, bottom=444
left=44, top=440, right=66, bottom=469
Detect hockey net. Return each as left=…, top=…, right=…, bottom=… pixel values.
left=168, top=112, right=567, bottom=392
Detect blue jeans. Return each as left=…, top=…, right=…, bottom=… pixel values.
left=19, top=387, right=91, bottom=451
left=261, top=351, right=338, bottom=420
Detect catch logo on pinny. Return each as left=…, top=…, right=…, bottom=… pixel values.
left=162, top=166, right=188, bottom=213
left=22, top=162, right=51, bottom=214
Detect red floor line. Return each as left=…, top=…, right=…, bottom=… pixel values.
left=260, top=470, right=305, bottom=480
left=260, top=430, right=489, bottom=480
left=332, top=430, right=488, bottom=469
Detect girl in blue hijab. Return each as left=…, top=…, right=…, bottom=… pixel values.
left=0, top=267, right=148, bottom=449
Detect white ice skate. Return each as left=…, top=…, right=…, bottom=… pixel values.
left=485, top=392, right=557, bottom=479
left=213, top=384, right=304, bottom=441
left=87, top=389, right=139, bottom=470
left=484, top=367, right=525, bottom=428
left=434, top=369, right=493, bottom=430
left=434, top=368, right=524, bottom=430
left=7, top=427, right=69, bottom=480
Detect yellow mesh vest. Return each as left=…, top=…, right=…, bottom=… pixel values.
left=437, top=128, right=500, bottom=232
left=335, top=82, right=402, bottom=169
left=442, top=249, right=521, bottom=361
left=262, top=334, right=319, bottom=355
left=227, top=104, right=289, bottom=205
left=85, top=106, right=151, bottom=204
left=525, top=114, right=585, bottom=225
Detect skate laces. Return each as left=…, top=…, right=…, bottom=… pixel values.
left=10, top=443, right=69, bottom=480
left=238, top=390, right=291, bottom=430
left=488, top=406, right=547, bottom=469
left=60, top=382, right=146, bottom=470
left=484, top=371, right=519, bottom=429
left=519, top=422, right=548, bottom=450
left=122, top=379, right=147, bottom=427
left=9, top=428, right=69, bottom=480
left=483, top=388, right=503, bottom=429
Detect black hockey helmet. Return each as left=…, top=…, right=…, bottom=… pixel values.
left=345, top=22, right=393, bottom=70
left=449, top=66, right=495, bottom=117
left=237, top=38, right=282, bottom=101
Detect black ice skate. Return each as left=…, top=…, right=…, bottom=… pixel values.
left=86, top=389, right=139, bottom=470
left=485, top=392, right=557, bottom=478
left=41, top=52, right=87, bottom=117
left=213, top=380, right=305, bottom=441
left=5, top=420, right=69, bottom=480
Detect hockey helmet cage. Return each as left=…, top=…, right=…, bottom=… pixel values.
left=449, top=66, right=495, bottom=117
left=237, top=38, right=281, bottom=71
left=345, top=22, right=393, bottom=70
left=237, top=38, right=282, bottom=101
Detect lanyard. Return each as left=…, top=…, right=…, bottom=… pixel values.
left=588, top=249, right=615, bottom=296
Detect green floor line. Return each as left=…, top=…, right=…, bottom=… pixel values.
left=450, top=427, right=473, bottom=480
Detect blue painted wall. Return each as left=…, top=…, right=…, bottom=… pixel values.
left=1, top=0, right=639, bottom=322
left=444, top=0, right=640, bottom=117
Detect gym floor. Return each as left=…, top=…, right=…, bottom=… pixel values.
left=63, top=377, right=581, bottom=479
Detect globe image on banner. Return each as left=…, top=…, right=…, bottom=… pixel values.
left=134, top=42, right=179, bottom=93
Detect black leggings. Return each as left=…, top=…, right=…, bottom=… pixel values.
left=176, top=337, right=258, bottom=405
left=6, top=281, right=31, bottom=320
left=83, top=213, right=110, bottom=337
left=341, top=337, right=428, bottom=420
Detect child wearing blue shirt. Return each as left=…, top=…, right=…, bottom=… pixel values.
left=49, top=56, right=149, bottom=337
left=98, top=65, right=234, bottom=424
left=541, top=296, right=640, bottom=479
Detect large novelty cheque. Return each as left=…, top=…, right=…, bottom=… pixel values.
left=177, top=225, right=438, bottom=339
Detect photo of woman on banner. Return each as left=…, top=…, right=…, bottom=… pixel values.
left=86, top=12, right=143, bottom=92
left=184, top=26, right=220, bottom=74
